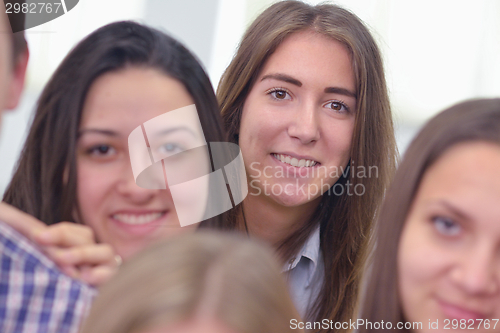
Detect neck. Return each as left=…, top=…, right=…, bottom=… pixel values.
left=240, top=193, right=320, bottom=256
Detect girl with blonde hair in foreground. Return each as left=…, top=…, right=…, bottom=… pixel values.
left=80, top=232, right=302, bottom=333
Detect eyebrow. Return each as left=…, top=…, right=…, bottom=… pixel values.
left=261, top=73, right=357, bottom=98
left=324, top=87, right=356, bottom=98
left=151, top=126, right=198, bottom=138
left=78, top=129, right=119, bottom=138
left=261, top=73, right=302, bottom=87
left=434, top=200, right=472, bottom=222
left=79, top=126, right=198, bottom=139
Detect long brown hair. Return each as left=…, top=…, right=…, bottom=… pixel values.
left=216, top=0, right=398, bottom=328
left=80, top=231, right=302, bottom=333
left=3, top=21, right=226, bottom=226
left=359, top=98, right=500, bottom=332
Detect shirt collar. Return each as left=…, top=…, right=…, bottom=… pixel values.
left=283, top=224, right=321, bottom=286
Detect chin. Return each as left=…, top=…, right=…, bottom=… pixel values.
left=268, top=191, right=320, bottom=207
left=116, top=238, right=158, bottom=260
left=116, top=245, right=140, bottom=261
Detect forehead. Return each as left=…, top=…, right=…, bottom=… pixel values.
left=81, top=67, right=197, bottom=133
left=259, top=30, right=355, bottom=89
left=417, top=141, right=500, bottom=227
left=423, top=141, right=500, bottom=190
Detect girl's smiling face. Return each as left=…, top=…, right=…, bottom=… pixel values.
left=398, top=142, right=500, bottom=332
left=238, top=30, right=356, bottom=208
left=76, top=67, right=206, bottom=260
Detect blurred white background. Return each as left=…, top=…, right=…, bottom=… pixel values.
left=1, top=0, right=499, bottom=195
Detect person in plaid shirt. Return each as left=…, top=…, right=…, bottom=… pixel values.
left=0, top=2, right=111, bottom=332
left=0, top=220, right=96, bottom=333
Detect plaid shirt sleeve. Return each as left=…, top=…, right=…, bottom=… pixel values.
left=0, top=221, right=96, bottom=333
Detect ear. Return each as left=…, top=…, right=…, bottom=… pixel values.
left=5, top=47, right=29, bottom=110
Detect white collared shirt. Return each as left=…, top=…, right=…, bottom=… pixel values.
left=283, top=225, right=324, bottom=318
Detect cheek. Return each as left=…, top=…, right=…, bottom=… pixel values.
left=168, top=176, right=207, bottom=227
left=323, top=119, right=355, bottom=160
left=398, top=228, right=431, bottom=321
left=76, top=163, right=115, bottom=222
left=399, top=223, right=452, bottom=282
left=239, top=95, right=283, bottom=146
left=239, top=108, right=261, bottom=146
left=397, top=222, right=452, bottom=319
left=398, top=234, right=429, bottom=297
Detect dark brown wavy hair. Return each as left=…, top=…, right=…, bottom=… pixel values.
left=3, top=21, right=226, bottom=226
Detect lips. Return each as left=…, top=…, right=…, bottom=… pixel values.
left=112, top=212, right=164, bottom=225
left=438, top=299, right=489, bottom=321
left=110, top=210, right=170, bottom=236
left=271, top=153, right=318, bottom=167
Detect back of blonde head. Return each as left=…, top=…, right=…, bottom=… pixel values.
left=80, top=231, right=301, bottom=333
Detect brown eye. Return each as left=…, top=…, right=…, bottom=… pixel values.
left=326, top=100, right=349, bottom=114
left=274, top=90, right=287, bottom=99
left=330, top=102, right=342, bottom=111
left=87, top=145, right=116, bottom=157
left=268, top=88, right=291, bottom=101
left=97, top=145, right=110, bottom=154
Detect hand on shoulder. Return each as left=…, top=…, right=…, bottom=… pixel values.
left=0, top=202, right=119, bottom=286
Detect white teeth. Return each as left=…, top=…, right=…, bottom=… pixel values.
left=272, top=153, right=318, bottom=168
left=112, top=212, right=163, bottom=225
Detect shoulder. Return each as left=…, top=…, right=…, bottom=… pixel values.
left=0, top=221, right=58, bottom=269
left=0, top=221, right=96, bottom=333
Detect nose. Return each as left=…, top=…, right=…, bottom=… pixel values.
left=116, top=161, right=161, bottom=204
left=287, top=101, right=320, bottom=144
left=451, top=247, right=499, bottom=296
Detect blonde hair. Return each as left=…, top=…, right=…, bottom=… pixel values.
left=216, top=1, right=398, bottom=328
left=80, top=231, right=301, bottom=333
